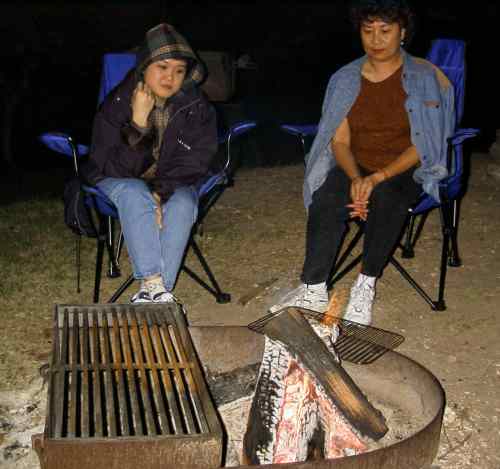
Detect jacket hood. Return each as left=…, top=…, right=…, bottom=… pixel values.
left=135, top=23, right=206, bottom=90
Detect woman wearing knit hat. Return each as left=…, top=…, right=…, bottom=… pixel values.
left=87, top=24, right=218, bottom=303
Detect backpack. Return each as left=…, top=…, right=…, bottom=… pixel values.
left=63, top=177, right=98, bottom=238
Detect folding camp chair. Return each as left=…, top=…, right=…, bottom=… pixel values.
left=41, top=52, right=257, bottom=303
left=280, top=39, right=478, bottom=311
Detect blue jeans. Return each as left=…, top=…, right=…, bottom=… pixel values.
left=96, top=178, right=198, bottom=291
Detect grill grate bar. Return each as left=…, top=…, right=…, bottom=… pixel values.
left=111, top=310, right=130, bottom=437
left=52, top=309, right=65, bottom=438
left=91, top=310, right=103, bottom=437
left=81, top=312, right=90, bottom=437
left=101, top=314, right=118, bottom=436
left=68, top=316, right=79, bottom=437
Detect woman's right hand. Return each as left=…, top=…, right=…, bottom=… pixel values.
left=131, top=82, right=155, bottom=127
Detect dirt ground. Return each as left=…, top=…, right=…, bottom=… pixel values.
left=1, top=152, right=499, bottom=468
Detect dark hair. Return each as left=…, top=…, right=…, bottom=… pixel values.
left=349, top=0, right=415, bottom=45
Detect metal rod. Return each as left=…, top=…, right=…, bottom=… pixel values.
left=81, top=311, right=90, bottom=437
left=389, top=258, right=436, bottom=309
left=108, top=274, right=134, bottom=303
left=111, top=309, right=130, bottom=436
left=54, top=309, right=68, bottom=438
left=68, top=313, right=79, bottom=437
left=129, top=310, right=157, bottom=435
left=119, top=308, right=143, bottom=436
left=101, top=314, right=118, bottom=436
left=91, top=311, right=103, bottom=437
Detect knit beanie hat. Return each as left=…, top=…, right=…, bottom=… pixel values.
left=136, top=23, right=206, bottom=90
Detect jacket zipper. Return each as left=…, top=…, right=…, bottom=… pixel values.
left=164, top=98, right=201, bottom=151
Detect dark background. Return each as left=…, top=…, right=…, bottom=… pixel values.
left=1, top=0, right=498, bottom=177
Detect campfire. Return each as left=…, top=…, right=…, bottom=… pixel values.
left=242, top=306, right=386, bottom=465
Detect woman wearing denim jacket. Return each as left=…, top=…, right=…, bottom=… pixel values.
left=88, top=24, right=217, bottom=304
left=271, top=0, right=455, bottom=326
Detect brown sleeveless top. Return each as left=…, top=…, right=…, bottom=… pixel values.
left=347, top=66, right=411, bottom=172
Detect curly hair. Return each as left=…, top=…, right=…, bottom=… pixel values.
left=349, top=0, right=416, bottom=45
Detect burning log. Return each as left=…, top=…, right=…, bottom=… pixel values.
left=243, top=306, right=388, bottom=465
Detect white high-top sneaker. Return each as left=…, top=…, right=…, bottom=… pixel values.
left=343, top=274, right=376, bottom=326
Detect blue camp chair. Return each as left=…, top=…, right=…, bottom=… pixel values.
left=41, top=52, right=256, bottom=303
left=279, top=39, right=479, bottom=311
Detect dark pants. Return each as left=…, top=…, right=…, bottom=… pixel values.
left=301, top=166, right=421, bottom=283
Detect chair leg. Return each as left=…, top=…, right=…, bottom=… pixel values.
left=434, top=202, right=453, bottom=311
left=94, top=234, right=106, bottom=303
left=389, top=257, right=440, bottom=309
left=108, top=274, right=135, bottom=303
left=448, top=199, right=462, bottom=267
left=328, top=253, right=363, bottom=290
left=106, top=217, right=121, bottom=278
left=183, top=239, right=231, bottom=303
left=115, top=229, right=124, bottom=266
left=76, top=234, right=81, bottom=294
left=327, top=224, right=364, bottom=289
left=401, top=215, right=416, bottom=258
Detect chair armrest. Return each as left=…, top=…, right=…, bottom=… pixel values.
left=196, top=172, right=226, bottom=198
left=39, top=132, right=90, bottom=158
left=448, top=127, right=480, bottom=146
left=218, top=120, right=257, bottom=144
left=280, top=124, right=318, bottom=138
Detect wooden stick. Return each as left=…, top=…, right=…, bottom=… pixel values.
left=259, top=306, right=388, bottom=440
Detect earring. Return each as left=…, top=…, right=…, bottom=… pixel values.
left=400, top=39, right=405, bottom=46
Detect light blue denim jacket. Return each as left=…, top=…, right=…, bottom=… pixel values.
left=304, top=50, right=455, bottom=207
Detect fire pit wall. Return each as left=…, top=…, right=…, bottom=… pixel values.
left=188, top=326, right=445, bottom=469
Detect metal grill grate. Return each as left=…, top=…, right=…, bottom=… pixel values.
left=249, top=309, right=404, bottom=365
left=48, top=304, right=213, bottom=439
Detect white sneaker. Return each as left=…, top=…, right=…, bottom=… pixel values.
left=343, top=275, right=376, bottom=326
left=131, top=284, right=152, bottom=303
left=269, top=282, right=329, bottom=313
left=151, top=290, right=177, bottom=303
